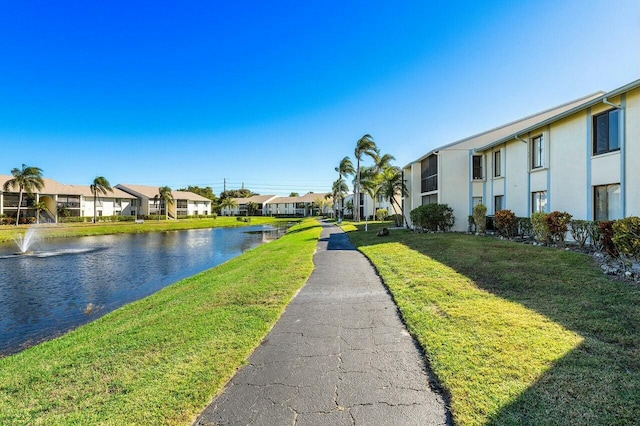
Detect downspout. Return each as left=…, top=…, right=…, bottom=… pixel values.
left=602, top=97, right=622, bottom=109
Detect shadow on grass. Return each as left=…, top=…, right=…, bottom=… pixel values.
left=348, top=223, right=640, bottom=425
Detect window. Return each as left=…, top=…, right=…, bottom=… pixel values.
left=594, top=184, right=621, bottom=221
left=422, top=194, right=437, bottom=205
left=177, top=200, right=188, bottom=209
left=593, top=109, right=620, bottom=155
left=421, top=155, right=438, bottom=192
left=472, top=155, right=483, bottom=179
left=531, top=135, right=544, bottom=169
left=494, top=195, right=503, bottom=212
left=472, top=197, right=483, bottom=207
left=532, top=191, right=547, bottom=213
left=493, top=151, right=501, bottom=177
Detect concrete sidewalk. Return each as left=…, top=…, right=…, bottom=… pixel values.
left=194, top=221, right=448, bottom=425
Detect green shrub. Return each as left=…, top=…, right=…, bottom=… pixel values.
left=389, top=214, right=403, bottom=227
left=599, top=221, right=618, bottom=256
left=587, top=221, right=603, bottom=250
left=494, top=209, right=517, bottom=238
left=613, top=217, right=640, bottom=262
left=531, top=212, right=551, bottom=243
left=570, top=220, right=591, bottom=248
left=410, top=203, right=455, bottom=232
left=375, top=209, right=388, bottom=221
left=516, top=217, right=533, bottom=237
left=472, top=203, right=487, bottom=233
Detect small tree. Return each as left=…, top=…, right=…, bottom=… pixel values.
left=220, top=197, right=237, bottom=216
left=472, top=203, right=487, bottom=234
left=90, top=176, right=113, bottom=223
left=155, top=186, right=174, bottom=221
left=247, top=201, right=259, bottom=216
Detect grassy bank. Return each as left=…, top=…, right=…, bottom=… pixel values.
left=346, top=223, right=639, bottom=426
left=0, top=219, right=322, bottom=425
left=0, top=216, right=296, bottom=244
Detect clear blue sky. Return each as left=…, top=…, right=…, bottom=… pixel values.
left=1, top=1, right=638, bottom=196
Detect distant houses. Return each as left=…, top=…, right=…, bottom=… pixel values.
left=0, top=177, right=212, bottom=224
left=221, top=193, right=332, bottom=217
left=403, top=78, right=640, bottom=231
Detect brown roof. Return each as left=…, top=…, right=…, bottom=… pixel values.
left=0, top=175, right=134, bottom=199
left=268, top=193, right=330, bottom=204
left=116, top=184, right=211, bottom=202
left=231, top=195, right=278, bottom=205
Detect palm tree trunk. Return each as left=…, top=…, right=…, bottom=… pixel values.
left=355, top=158, right=360, bottom=222
left=15, top=189, right=23, bottom=226
left=93, top=193, right=97, bottom=223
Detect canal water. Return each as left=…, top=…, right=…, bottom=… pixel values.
left=0, top=225, right=288, bottom=357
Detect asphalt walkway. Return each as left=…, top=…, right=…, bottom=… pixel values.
left=194, top=221, right=448, bottom=425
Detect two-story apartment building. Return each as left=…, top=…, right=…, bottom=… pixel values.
left=115, top=184, right=212, bottom=218
left=474, top=79, right=639, bottom=222
left=402, top=92, right=604, bottom=231
left=0, top=176, right=137, bottom=223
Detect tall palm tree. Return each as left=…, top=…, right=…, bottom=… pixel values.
left=3, top=164, right=44, bottom=226
left=155, top=186, right=174, bottom=221
left=220, top=197, right=238, bottom=216
left=90, top=176, right=113, bottom=223
left=331, top=179, right=348, bottom=218
left=335, top=156, right=354, bottom=219
left=367, top=151, right=396, bottom=215
left=378, top=166, right=409, bottom=227
left=358, top=166, right=381, bottom=219
left=353, top=134, right=378, bottom=222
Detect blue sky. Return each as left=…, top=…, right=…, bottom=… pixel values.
left=1, top=1, right=638, bottom=195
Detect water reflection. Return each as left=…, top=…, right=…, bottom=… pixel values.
left=0, top=224, right=288, bottom=356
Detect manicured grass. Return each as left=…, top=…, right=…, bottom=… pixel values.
left=346, top=223, right=640, bottom=426
left=0, top=216, right=296, bottom=244
left=0, top=219, right=322, bottom=425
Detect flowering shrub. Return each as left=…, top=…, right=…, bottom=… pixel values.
left=375, top=209, right=388, bottom=221
left=599, top=221, right=618, bottom=256
left=545, top=211, right=572, bottom=245
left=494, top=209, right=517, bottom=238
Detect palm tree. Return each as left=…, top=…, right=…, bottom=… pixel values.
left=3, top=164, right=44, bottom=226
left=90, top=176, right=113, bottom=223
left=34, top=200, right=48, bottom=224
left=378, top=166, right=409, bottom=227
left=331, top=179, right=348, bottom=219
left=247, top=201, right=259, bottom=216
left=353, top=134, right=378, bottom=222
left=220, top=197, right=238, bottom=216
left=358, top=166, right=380, bottom=219
left=155, top=186, right=174, bottom=221
left=335, top=156, right=355, bottom=219
left=367, top=151, right=396, bottom=215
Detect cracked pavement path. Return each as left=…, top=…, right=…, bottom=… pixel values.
left=194, top=221, right=449, bottom=426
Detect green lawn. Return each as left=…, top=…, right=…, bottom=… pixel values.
left=346, top=223, right=640, bottom=426
left=0, top=216, right=296, bottom=244
left=0, top=219, right=322, bottom=425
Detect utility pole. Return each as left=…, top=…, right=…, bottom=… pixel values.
left=223, top=178, right=226, bottom=193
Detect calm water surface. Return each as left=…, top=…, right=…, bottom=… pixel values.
left=0, top=225, right=287, bottom=356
